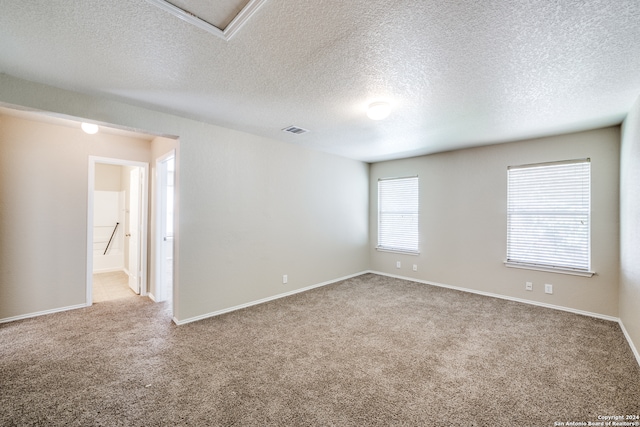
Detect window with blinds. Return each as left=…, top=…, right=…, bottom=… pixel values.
left=506, top=159, right=591, bottom=274
left=377, top=176, right=419, bottom=254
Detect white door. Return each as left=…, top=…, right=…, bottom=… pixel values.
left=158, top=154, right=175, bottom=302
left=128, top=168, right=141, bottom=294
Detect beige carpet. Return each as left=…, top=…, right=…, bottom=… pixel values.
left=1, top=273, right=639, bottom=426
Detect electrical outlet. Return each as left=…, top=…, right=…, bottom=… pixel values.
left=545, top=284, right=553, bottom=294
left=525, top=281, right=533, bottom=291
left=396, top=261, right=401, bottom=269
left=283, top=274, right=288, bottom=284
left=413, top=264, right=417, bottom=271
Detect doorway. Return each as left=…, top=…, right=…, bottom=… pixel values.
left=155, top=151, right=175, bottom=304
left=87, top=157, right=149, bottom=305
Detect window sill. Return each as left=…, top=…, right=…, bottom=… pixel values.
left=376, top=247, right=420, bottom=256
left=504, top=261, right=595, bottom=277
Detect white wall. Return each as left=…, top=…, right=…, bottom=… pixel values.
left=0, top=74, right=370, bottom=323
left=93, top=190, right=125, bottom=272
left=93, top=163, right=125, bottom=273
left=370, top=127, right=621, bottom=318
left=620, top=95, right=640, bottom=358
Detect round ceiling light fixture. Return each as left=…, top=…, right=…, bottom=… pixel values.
left=366, top=102, right=391, bottom=120
left=81, top=122, right=99, bottom=135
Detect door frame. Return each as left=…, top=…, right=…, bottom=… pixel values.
left=87, top=156, right=150, bottom=305
left=154, top=150, right=176, bottom=303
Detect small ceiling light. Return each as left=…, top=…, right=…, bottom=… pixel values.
left=81, top=122, right=99, bottom=135
left=367, top=102, right=391, bottom=120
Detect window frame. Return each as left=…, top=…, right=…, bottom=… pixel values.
left=504, top=158, right=594, bottom=277
left=376, top=176, right=420, bottom=255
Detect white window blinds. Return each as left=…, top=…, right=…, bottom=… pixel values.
left=507, top=159, right=591, bottom=272
left=378, top=176, right=419, bottom=253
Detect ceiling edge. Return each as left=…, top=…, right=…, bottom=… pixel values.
left=145, top=0, right=268, bottom=41
left=224, top=0, right=268, bottom=40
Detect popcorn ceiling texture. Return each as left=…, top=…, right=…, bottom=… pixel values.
left=1, top=274, right=638, bottom=425
left=0, top=0, right=639, bottom=161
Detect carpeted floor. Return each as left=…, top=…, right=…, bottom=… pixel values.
left=1, top=273, right=639, bottom=426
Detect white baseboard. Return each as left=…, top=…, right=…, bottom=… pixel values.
left=369, top=270, right=640, bottom=368
left=618, top=319, right=640, bottom=368
left=0, top=303, right=89, bottom=324
left=92, top=267, right=125, bottom=274
left=4, top=270, right=637, bottom=369
left=369, top=270, right=619, bottom=321
left=173, top=271, right=369, bottom=325
left=148, top=293, right=157, bottom=302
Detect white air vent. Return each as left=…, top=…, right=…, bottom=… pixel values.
left=282, top=126, right=310, bottom=135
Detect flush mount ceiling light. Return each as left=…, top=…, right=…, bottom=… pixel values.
left=81, top=122, right=99, bottom=135
left=367, top=102, right=391, bottom=120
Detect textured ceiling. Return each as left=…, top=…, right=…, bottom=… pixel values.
left=0, top=0, right=639, bottom=162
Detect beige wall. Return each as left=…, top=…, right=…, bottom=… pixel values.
left=370, top=127, right=621, bottom=317
left=175, top=126, right=369, bottom=321
left=0, top=74, right=370, bottom=323
left=95, top=163, right=123, bottom=191
left=620, top=95, right=640, bottom=357
left=0, top=113, right=151, bottom=319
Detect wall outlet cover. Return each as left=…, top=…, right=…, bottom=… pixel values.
left=545, top=284, right=553, bottom=294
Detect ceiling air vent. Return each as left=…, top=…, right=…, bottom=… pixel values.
left=282, top=125, right=309, bottom=135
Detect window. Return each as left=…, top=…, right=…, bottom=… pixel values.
left=377, top=176, right=419, bottom=254
left=506, top=159, right=592, bottom=276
